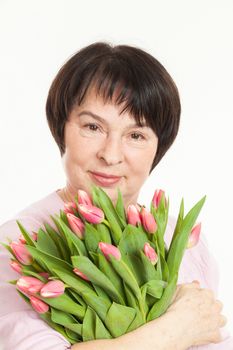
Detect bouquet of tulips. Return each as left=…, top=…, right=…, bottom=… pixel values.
left=2, top=186, right=205, bottom=344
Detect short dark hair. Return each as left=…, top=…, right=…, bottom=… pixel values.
left=46, top=42, right=181, bottom=171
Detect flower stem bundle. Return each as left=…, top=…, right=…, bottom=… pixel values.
left=2, top=186, right=205, bottom=344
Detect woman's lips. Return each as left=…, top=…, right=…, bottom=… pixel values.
left=90, top=172, right=122, bottom=187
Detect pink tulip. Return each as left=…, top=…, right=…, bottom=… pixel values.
left=152, top=189, right=165, bottom=209
left=38, top=272, right=50, bottom=280
left=10, top=260, right=23, bottom=274
left=17, top=276, right=45, bottom=294
left=78, top=204, right=104, bottom=224
left=187, top=222, right=201, bottom=249
left=77, top=190, right=93, bottom=206
left=127, top=205, right=141, bottom=226
left=140, top=207, right=157, bottom=233
left=19, top=234, right=26, bottom=244
left=10, top=241, right=33, bottom=265
left=32, top=232, right=38, bottom=241
left=30, top=296, right=49, bottom=314
left=64, top=202, right=77, bottom=214
left=144, top=242, right=158, bottom=265
left=73, top=268, right=90, bottom=281
left=40, top=280, right=65, bottom=298
left=66, top=213, right=85, bottom=239
left=98, top=242, right=121, bottom=261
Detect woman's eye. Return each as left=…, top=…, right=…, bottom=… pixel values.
left=84, top=123, right=99, bottom=131
left=130, top=132, right=145, bottom=140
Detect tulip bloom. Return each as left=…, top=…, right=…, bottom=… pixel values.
left=78, top=204, right=104, bottom=224
left=152, top=189, right=165, bottom=209
left=140, top=207, right=157, bottom=233
left=127, top=205, right=141, bottom=226
left=19, top=234, right=26, bottom=244
left=64, top=202, right=77, bottom=214
left=39, top=272, right=50, bottom=280
left=32, top=232, right=38, bottom=241
left=17, top=276, right=45, bottom=294
left=10, top=260, right=23, bottom=274
left=98, top=242, right=121, bottom=261
left=30, top=296, right=49, bottom=314
left=187, top=222, right=201, bottom=249
left=40, top=280, right=65, bottom=298
left=73, top=268, right=90, bottom=281
left=10, top=241, right=33, bottom=265
left=144, top=243, right=158, bottom=265
left=67, top=213, right=85, bottom=239
left=77, top=190, right=93, bottom=206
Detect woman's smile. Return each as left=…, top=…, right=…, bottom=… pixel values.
left=89, top=171, right=122, bottom=187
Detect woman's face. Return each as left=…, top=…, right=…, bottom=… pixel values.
left=62, top=89, right=158, bottom=207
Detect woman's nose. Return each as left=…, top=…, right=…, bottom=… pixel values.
left=96, top=135, right=124, bottom=166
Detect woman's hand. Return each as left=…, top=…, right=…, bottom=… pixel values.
left=166, top=280, right=227, bottom=348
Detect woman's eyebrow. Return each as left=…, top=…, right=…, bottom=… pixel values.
left=78, top=110, right=147, bottom=128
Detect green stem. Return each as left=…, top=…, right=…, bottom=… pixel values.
left=102, top=219, right=111, bottom=228
left=32, top=261, right=43, bottom=272
left=138, top=297, right=146, bottom=324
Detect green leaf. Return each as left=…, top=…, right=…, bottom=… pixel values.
left=160, top=254, right=170, bottom=282
left=141, top=279, right=166, bottom=299
left=81, top=290, right=111, bottom=321
left=138, top=250, right=160, bottom=282
left=82, top=306, right=96, bottom=341
left=119, top=224, right=148, bottom=256
left=123, top=281, right=138, bottom=308
left=92, top=284, right=111, bottom=302
left=126, top=307, right=145, bottom=333
left=97, top=253, right=126, bottom=302
left=95, top=223, right=112, bottom=244
left=40, top=311, right=76, bottom=344
left=16, top=221, right=36, bottom=247
left=65, top=328, right=81, bottom=343
left=122, top=253, right=145, bottom=287
left=44, top=223, right=70, bottom=261
left=68, top=289, right=87, bottom=308
left=169, top=198, right=184, bottom=244
left=51, top=308, right=82, bottom=335
left=72, top=256, right=124, bottom=304
left=52, top=266, right=95, bottom=296
left=115, top=188, right=127, bottom=227
left=147, top=273, right=178, bottom=321
left=109, top=255, right=141, bottom=300
left=94, top=187, right=123, bottom=244
left=53, top=215, right=88, bottom=257
left=167, top=196, right=206, bottom=278
left=105, top=302, right=136, bottom=337
left=84, top=223, right=101, bottom=253
left=26, top=245, right=73, bottom=276
left=0, top=242, right=14, bottom=257
left=95, top=313, right=112, bottom=339
left=39, top=292, right=85, bottom=320
left=36, top=228, right=61, bottom=258
left=60, top=209, right=69, bottom=226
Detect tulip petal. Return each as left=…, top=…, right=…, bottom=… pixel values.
left=40, top=280, right=65, bottom=298
left=30, top=296, right=49, bottom=313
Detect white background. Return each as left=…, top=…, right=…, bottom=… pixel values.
left=0, top=0, right=232, bottom=332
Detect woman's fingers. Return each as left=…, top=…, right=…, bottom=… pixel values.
left=219, top=314, right=227, bottom=327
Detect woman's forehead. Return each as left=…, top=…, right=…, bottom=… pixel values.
left=74, top=86, right=148, bottom=126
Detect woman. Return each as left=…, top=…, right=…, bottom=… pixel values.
left=0, top=42, right=232, bottom=350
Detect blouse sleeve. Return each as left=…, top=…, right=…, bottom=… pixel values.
left=0, top=219, right=71, bottom=350
left=175, top=225, right=233, bottom=349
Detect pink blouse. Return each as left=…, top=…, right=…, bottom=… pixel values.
left=0, top=191, right=232, bottom=349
